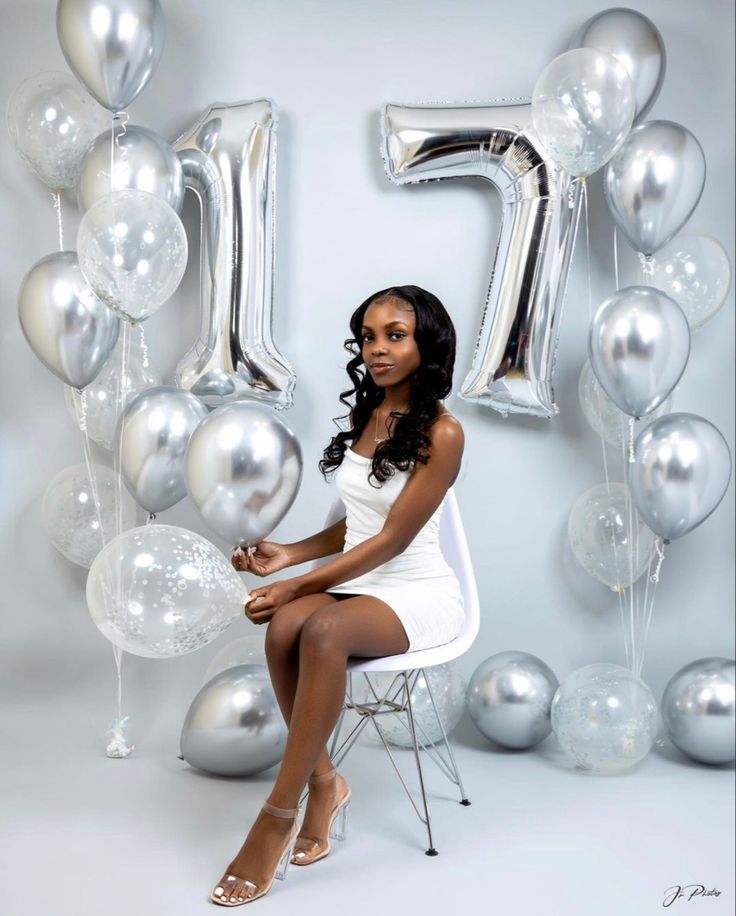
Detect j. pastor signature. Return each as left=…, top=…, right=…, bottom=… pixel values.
left=662, top=885, right=722, bottom=908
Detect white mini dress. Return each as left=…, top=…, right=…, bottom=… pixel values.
left=325, top=446, right=465, bottom=652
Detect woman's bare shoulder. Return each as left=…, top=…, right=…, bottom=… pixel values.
left=428, top=410, right=464, bottom=453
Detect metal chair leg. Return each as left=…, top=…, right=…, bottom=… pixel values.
left=402, top=671, right=438, bottom=855
left=325, top=666, right=470, bottom=854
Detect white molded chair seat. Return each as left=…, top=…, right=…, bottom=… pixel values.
left=308, top=485, right=480, bottom=854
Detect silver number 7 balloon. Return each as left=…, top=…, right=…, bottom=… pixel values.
left=382, top=101, right=580, bottom=419
left=173, top=100, right=296, bottom=409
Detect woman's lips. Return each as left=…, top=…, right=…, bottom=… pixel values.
left=371, top=364, right=394, bottom=373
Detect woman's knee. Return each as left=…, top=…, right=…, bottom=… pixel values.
left=299, top=606, right=345, bottom=656
left=264, top=595, right=336, bottom=656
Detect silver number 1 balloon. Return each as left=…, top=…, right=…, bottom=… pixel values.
left=382, top=101, right=580, bottom=419
left=173, top=100, right=296, bottom=409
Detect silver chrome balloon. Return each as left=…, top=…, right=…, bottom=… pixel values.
left=185, top=401, right=303, bottom=547
left=466, top=651, right=559, bottom=749
left=173, top=100, right=296, bottom=409
left=630, top=413, right=732, bottom=542
left=57, top=0, right=165, bottom=111
left=382, top=101, right=580, bottom=418
left=78, top=125, right=184, bottom=213
left=588, top=285, right=690, bottom=418
left=115, top=385, right=208, bottom=514
left=570, top=8, right=666, bottom=122
left=662, top=658, right=735, bottom=765
left=180, top=664, right=288, bottom=777
left=18, top=251, right=120, bottom=389
left=604, top=120, right=706, bottom=256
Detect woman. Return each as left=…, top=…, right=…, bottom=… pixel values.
left=211, top=285, right=465, bottom=906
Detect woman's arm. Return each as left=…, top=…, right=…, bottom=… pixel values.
left=284, top=516, right=347, bottom=567
left=293, top=416, right=464, bottom=596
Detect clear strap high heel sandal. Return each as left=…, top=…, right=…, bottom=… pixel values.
left=290, top=767, right=351, bottom=866
left=210, top=801, right=301, bottom=906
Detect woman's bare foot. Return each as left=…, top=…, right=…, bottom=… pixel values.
left=212, top=806, right=298, bottom=904
left=291, top=771, right=350, bottom=864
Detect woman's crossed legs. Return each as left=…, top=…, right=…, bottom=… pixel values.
left=214, top=592, right=410, bottom=900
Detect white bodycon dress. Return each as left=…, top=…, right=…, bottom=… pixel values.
left=325, top=446, right=465, bottom=652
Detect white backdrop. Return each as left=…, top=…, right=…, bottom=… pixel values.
left=0, top=0, right=733, bottom=746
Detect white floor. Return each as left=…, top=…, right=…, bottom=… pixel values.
left=2, top=666, right=734, bottom=916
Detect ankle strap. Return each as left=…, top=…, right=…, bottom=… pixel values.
left=262, top=800, right=300, bottom=819
left=308, top=767, right=336, bottom=785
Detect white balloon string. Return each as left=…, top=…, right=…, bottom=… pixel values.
left=582, top=179, right=628, bottom=663
left=636, top=541, right=664, bottom=678
left=114, top=320, right=131, bottom=543
left=628, top=416, right=636, bottom=463
left=613, top=225, right=620, bottom=290
left=650, top=539, right=666, bottom=584
left=620, top=434, right=636, bottom=672
left=139, top=323, right=150, bottom=368
left=108, top=317, right=133, bottom=758
left=52, top=191, right=64, bottom=251
left=72, top=389, right=106, bottom=543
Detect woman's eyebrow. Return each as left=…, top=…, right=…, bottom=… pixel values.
left=361, top=320, right=408, bottom=331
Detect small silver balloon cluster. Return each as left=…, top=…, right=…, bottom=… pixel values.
left=180, top=664, right=288, bottom=777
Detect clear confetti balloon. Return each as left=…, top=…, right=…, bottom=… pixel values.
left=568, top=482, right=655, bottom=590
left=86, top=524, right=247, bottom=658
left=6, top=70, right=107, bottom=190
left=64, top=331, right=160, bottom=449
left=203, top=634, right=267, bottom=685
left=578, top=359, right=673, bottom=449
left=649, top=234, right=732, bottom=330
left=355, top=663, right=467, bottom=749
left=77, top=189, right=188, bottom=322
left=532, top=48, right=635, bottom=177
left=43, top=463, right=136, bottom=568
left=180, top=663, right=287, bottom=776
left=551, top=663, right=659, bottom=772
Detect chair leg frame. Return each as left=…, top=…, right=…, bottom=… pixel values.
left=322, top=667, right=470, bottom=855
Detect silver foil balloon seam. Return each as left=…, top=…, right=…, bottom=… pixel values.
left=381, top=101, right=581, bottom=418
left=173, top=100, right=296, bottom=409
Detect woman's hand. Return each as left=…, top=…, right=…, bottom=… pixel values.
left=232, top=541, right=292, bottom=576
left=244, top=578, right=305, bottom=625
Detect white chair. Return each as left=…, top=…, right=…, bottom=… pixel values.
left=307, top=486, right=480, bottom=855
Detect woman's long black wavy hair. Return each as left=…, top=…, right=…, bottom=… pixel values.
left=319, top=285, right=456, bottom=487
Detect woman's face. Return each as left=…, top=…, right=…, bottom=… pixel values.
left=361, top=297, right=421, bottom=387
